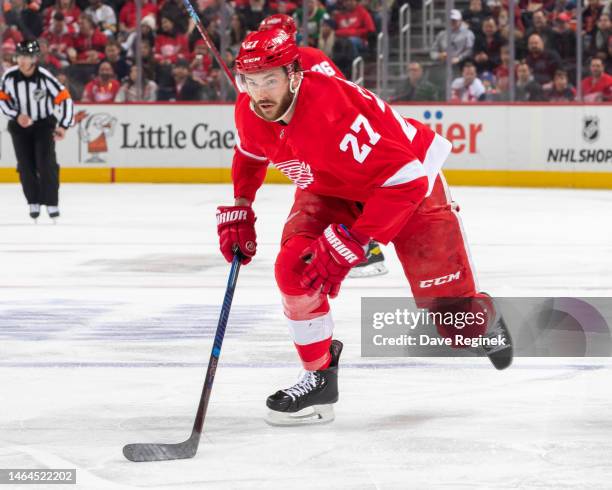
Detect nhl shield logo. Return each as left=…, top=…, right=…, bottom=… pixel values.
left=582, top=116, right=599, bottom=143
left=33, top=88, right=46, bottom=102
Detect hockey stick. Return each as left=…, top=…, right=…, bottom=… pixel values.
left=123, top=253, right=243, bottom=462
left=181, top=0, right=237, bottom=90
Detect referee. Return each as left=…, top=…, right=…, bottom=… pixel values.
left=0, top=40, right=74, bottom=222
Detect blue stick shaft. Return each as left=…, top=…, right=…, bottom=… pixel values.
left=192, top=254, right=242, bottom=437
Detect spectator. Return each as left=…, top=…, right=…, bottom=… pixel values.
left=84, top=0, right=117, bottom=37
left=360, top=0, right=385, bottom=32
left=497, top=4, right=526, bottom=35
left=42, top=12, right=74, bottom=65
left=525, top=9, right=554, bottom=48
left=155, top=15, right=189, bottom=65
left=82, top=60, right=121, bottom=101
left=520, top=0, right=555, bottom=14
left=588, top=13, right=611, bottom=57
left=451, top=61, right=486, bottom=101
left=229, top=14, right=247, bottom=52
left=115, top=65, right=158, bottom=101
left=431, top=9, right=475, bottom=68
left=463, top=0, right=492, bottom=35
left=581, top=56, right=612, bottom=101
left=479, top=70, right=498, bottom=98
left=544, top=69, right=576, bottom=100
left=122, top=14, right=156, bottom=59
left=494, top=42, right=510, bottom=85
left=333, top=0, right=376, bottom=58
left=43, top=0, right=81, bottom=32
left=239, top=0, right=270, bottom=32
left=318, top=17, right=336, bottom=58
left=583, top=0, right=603, bottom=35
left=1, top=14, right=25, bottom=46
left=57, top=68, right=80, bottom=100
left=606, top=36, right=612, bottom=74
left=38, top=38, right=62, bottom=72
left=396, top=62, right=440, bottom=101
left=550, top=11, right=575, bottom=61
left=525, top=32, right=562, bottom=84
left=190, top=39, right=213, bottom=85
left=157, top=59, right=202, bottom=101
left=138, top=37, right=161, bottom=82
left=118, top=0, right=158, bottom=34
left=294, top=0, right=330, bottom=46
left=4, top=0, right=44, bottom=39
left=1, top=40, right=17, bottom=74
left=496, top=7, right=526, bottom=54
left=104, top=39, right=130, bottom=80
left=69, top=14, right=107, bottom=64
left=201, top=0, right=235, bottom=29
left=474, top=17, right=504, bottom=72
left=516, top=60, right=545, bottom=100
left=159, top=0, right=188, bottom=34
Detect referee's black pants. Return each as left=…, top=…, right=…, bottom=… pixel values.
left=8, top=117, right=60, bottom=206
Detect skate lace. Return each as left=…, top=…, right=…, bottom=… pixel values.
left=282, top=371, right=319, bottom=401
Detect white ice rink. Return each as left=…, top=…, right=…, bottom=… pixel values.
left=1, top=183, right=612, bottom=489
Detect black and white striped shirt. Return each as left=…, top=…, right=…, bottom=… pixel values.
left=0, top=66, right=74, bottom=129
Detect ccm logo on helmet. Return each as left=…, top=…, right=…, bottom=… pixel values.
left=419, top=271, right=461, bottom=288
left=324, top=227, right=360, bottom=264
left=217, top=209, right=248, bottom=224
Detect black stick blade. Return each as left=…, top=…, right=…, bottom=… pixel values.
left=123, top=437, right=199, bottom=462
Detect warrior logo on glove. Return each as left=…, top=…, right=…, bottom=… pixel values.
left=216, top=206, right=257, bottom=264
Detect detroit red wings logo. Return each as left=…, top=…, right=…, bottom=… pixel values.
left=274, top=159, right=314, bottom=189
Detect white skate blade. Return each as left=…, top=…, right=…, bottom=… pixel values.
left=348, top=262, right=388, bottom=278
left=265, top=404, right=335, bottom=427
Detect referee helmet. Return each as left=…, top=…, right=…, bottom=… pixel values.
left=16, top=40, right=41, bottom=57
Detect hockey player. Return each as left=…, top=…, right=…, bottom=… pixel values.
left=216, top=29, right=513, bottom=426
left=259, top=14, right=387, bottom=278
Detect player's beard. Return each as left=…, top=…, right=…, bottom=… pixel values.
left=254, top=90, right=294, bottom=122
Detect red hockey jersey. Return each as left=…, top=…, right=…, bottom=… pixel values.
left=232, top=72, right=451, bottom=242
left=299, top=46, right=343, bottom=78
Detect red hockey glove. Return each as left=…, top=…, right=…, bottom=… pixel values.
left=216, top=206, right=257, bottom=264
left=301, top=224, right=368, bottom=298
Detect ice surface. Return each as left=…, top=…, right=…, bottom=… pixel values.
left=1, top=183, right=612, bottom=489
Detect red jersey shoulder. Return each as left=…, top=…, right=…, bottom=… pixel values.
left=299, top=47, right=344, bottom=79
left=297, top=72, right=356, bottom=122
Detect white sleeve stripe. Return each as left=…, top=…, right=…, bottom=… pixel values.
left=235, top=133, right=267, bottom=161
left=236, top=143, right=267, bottom=161
left=421, top=132, right=453, bottom=197
left=381, top=160, right=426, bottom=187
left=0, top=100, right=18, bottom=117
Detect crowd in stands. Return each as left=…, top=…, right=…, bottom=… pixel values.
left=0, top=0, right=378, bottom=101
left=1, top=0, right=610, bottom=102
left=416, top=1, right=612, bottom=102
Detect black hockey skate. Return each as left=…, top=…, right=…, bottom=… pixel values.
left=29, top=204, right=40, bottom=221
left=481, top=298, right=513, bottom=370
left=348, top=240, right=388, bottom=278
left=47, top=206, right=60, bottom=223
left=265, top=340, right=343, bottom=426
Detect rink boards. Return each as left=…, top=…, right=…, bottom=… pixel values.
left=0, top=102, right=611, bottom=188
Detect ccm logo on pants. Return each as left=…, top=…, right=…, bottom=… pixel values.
left=419, top=271, right=461, bottom=288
